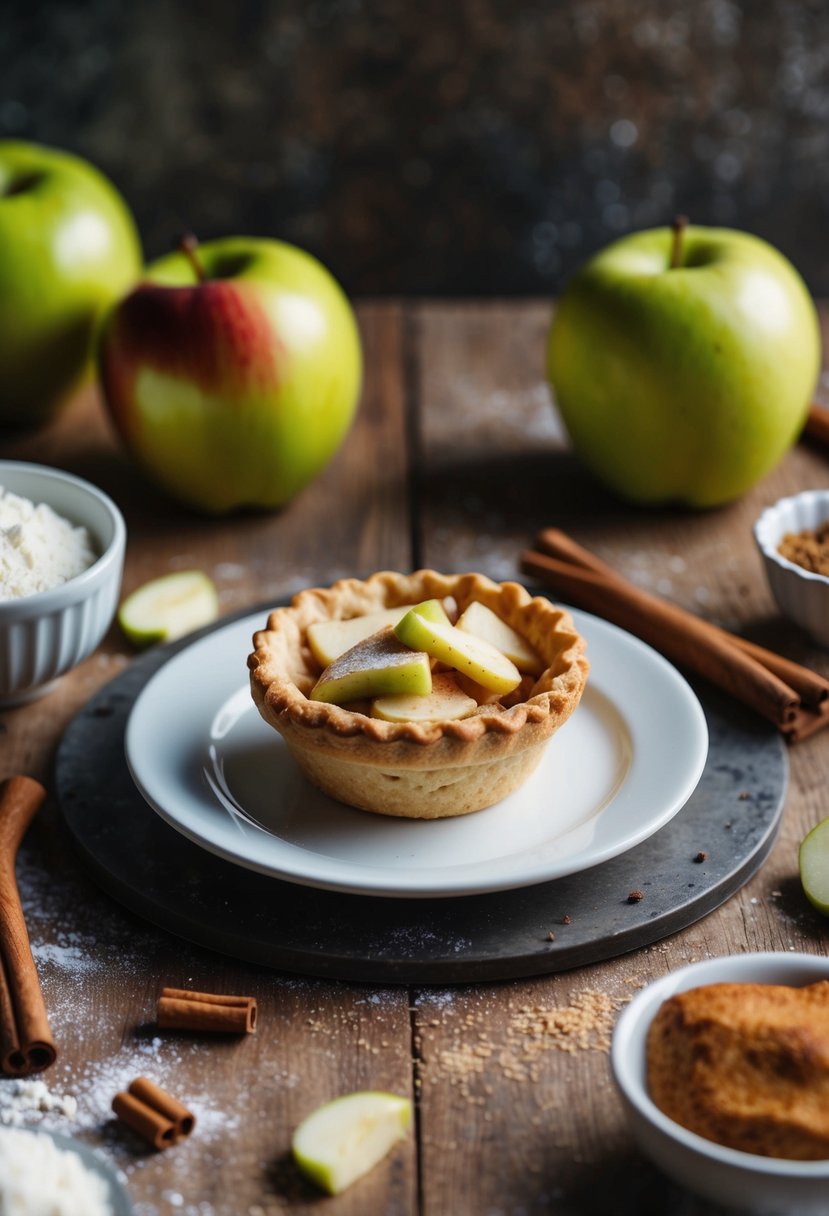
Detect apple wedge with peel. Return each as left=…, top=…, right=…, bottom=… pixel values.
left=394, top=605, right=521, bottom=695
left=307, top=605, right=417, bottom=667
left=372, top=672, right=478, bottom=723
left=307, top=599, right=451, bottom=666
left=456, top=600, right=543, bottom=675
left=310, top=627, right=431, bottom=705
left=292, top=1091, right=412, bottom=1195
left=118, top=570, right=219, bottom=647
left=799, top=817, right=829, bottom=915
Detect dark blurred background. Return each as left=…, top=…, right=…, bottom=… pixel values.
left=3, top=0, right=829, bottom=296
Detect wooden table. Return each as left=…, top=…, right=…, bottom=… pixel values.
left=2, top=300, right=829, bottom=1216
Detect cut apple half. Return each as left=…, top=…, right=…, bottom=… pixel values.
left=118, top=570, right=219, bottom=647
left=394, top=607, right=521, bottom=695
left=371, top=672, right=478, bottom=723
left=292, top=1090, right=412, bottom=1195
left=456, top=600, right=543, bottom=675
left=310, top=627, right=432, bottom=705
left=799, top=816, right=829, bottom=915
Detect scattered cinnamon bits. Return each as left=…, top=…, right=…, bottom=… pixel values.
left=779, top=521, right=829, bottom=576
left=423, top=991, right=628, bottom=1098
left=627, top=890, right=644, bottom=904
left=561, top=915, right=572, bottom=925
left=694, top=852, right=707, bottom=864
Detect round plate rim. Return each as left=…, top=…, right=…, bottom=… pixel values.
left=123, top=606, right=709, bottom=898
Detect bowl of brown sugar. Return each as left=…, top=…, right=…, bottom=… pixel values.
left=754, top=489, right=829, bottom=648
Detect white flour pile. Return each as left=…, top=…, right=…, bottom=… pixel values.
left=0, top=1128, right=112, bottom=1215
left=0, top=486, right=96, bottom=601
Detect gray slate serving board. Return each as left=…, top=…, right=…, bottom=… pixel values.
left=55, top=604, right=788, bottom=984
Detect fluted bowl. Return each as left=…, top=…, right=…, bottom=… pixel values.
left=754, top=489, right=829, bottom=648
left=0, top=461, right=126, bottom=706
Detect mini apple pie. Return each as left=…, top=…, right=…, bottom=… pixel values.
left=248, top=570, right=588, bottom=819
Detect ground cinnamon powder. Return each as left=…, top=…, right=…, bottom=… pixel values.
left=778, top=522, right=829, bottom=576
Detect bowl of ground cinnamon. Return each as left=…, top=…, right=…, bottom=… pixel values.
left=611, top=953, right=829, bottom=1214
left=754, top=489, right=829, bottom=648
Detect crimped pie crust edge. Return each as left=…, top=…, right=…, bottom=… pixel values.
left=248, top=570, right=589, bottom=762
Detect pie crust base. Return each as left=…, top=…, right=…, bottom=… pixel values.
left=248, top=570, right=589, bottom=819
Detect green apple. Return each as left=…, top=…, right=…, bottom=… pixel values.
left=372, top=672, right=478, bottom=722
left=292, top=1091, right=412, bottom=1195
left=456, top=600, right=543, bottom=674
left=548, top=222, right=821, bottom=507
left=98, top=235, right=362, bottom=513
left=394, top=606, right=521, bottom=694
left=118, top=570, right=219, bottom=647
left=0, top=140, right=142, bottom=426
left=799, top=816, right=829, bottom=915
left=310, top=628, right=431, bottom=705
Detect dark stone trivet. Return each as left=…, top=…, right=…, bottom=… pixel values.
left=55, top=604, right=788, bottom=984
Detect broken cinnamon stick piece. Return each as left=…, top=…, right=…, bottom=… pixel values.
left=112, top=1076, right=196, bottom=1149
left=157, top=987, right=256, bottom=1034
left=0, top=776, right=57, bottom=1075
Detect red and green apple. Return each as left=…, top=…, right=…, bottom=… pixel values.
left=98, top=235, right=362, bottom=513
left=548, top=222, right=821, bottom=508
left=0, top=140, right=142, bottom=427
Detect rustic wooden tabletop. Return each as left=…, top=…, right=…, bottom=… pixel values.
left=2, top=300, right=829, bottom=1216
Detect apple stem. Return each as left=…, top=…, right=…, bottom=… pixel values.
left=179, top=233, right=206, bottom=283
left=670, top=215, right=689, bottom=270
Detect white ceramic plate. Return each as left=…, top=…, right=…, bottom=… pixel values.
left=125, top=609, right=708, bottom=899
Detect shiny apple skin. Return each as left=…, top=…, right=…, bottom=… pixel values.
left=0, top=140, right=142, bottom=427
left=98, top=237, right=362, bottom=513
left=548, top=226, right=821, bottom=508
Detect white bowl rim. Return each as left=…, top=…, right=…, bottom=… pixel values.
left=754, top=490, right=829, bottom=587
left=611, top=950, right=829, bottom=1178
left=0, top=459, right=126, bottom=613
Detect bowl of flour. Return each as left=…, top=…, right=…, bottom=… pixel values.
left=0, top=461, right=126, bottom=706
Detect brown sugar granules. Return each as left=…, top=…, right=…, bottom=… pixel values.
left=778, top=522, right=829, bottom=577
left=510, top=991, right=620, bottom=1056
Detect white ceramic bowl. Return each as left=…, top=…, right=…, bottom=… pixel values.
left=611, top=952, right=829, bottom=1214
left=754, top=490, right=829, bottom=648
left=0, top=461, right=126, bottom=706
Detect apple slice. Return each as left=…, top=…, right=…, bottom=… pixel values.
left=310, top=627, right=431, bottom=705
left=118, top=570, right=219, bottom=647
left=394, top=608, right=521, bottom=695
left=456, top=600, right=543, bottom=675
left=307, top=605, right=417, bottom=667
left=307, top=600, right=451, bottom=666
left=371, top=672, right=478, bottom=723
left=799, top=817, right=829, bottom=915
left=292, top=1091, right=412, bottom=1195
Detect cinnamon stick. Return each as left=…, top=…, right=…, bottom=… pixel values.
left=804, top=402, right=829, bottom=448
left=112, top=1076, right=195, bottom=1149
left=521, top=533, right=829, bottom=744
left=0, top=777, right=56, bottom=1075
left=157, top=987, right=256, bottom=1034
left=536, top=528, right=829, bottom=708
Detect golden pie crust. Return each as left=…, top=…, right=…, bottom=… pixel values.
left=248, top=570, right=589, bottom=819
